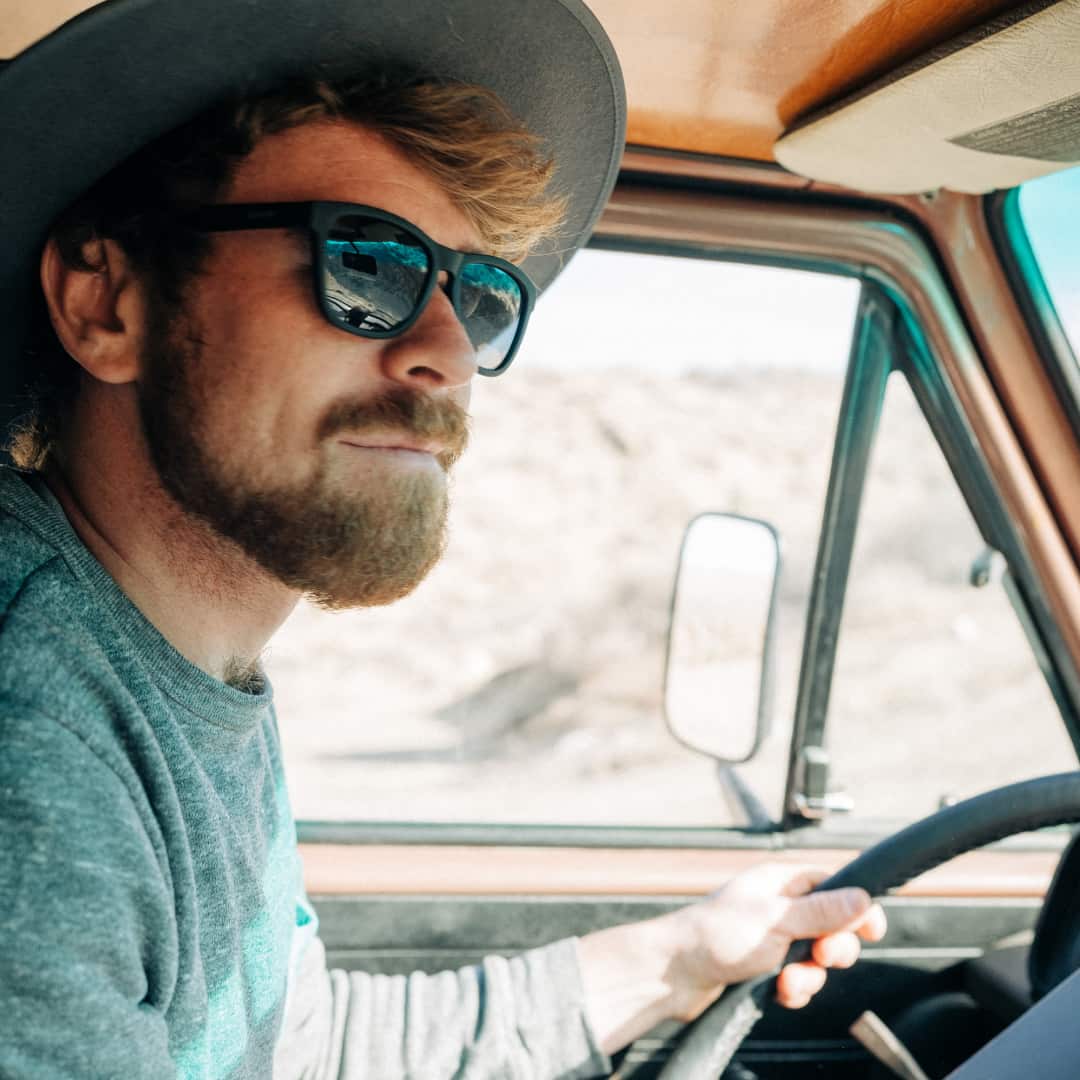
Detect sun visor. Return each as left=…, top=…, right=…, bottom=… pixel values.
left=775, top=0, right=1080, bottom=194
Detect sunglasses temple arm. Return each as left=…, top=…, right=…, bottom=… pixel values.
left=184, top=203, right=312, bottom=233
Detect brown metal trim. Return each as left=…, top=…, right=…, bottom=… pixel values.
left=620, top=152, right=1080, bottom=610
left=619, top=147, right=812, bottom=190
left=590, top=183, right=1080, bottom=694
left=612, top=164, right=1080, bottom=587
left=889, top=191, right=1080, bottom=572
left=300, top=843, right=1056, bottom=898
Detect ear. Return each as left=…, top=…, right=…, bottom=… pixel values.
left=40, top=235, right=147, bottom=385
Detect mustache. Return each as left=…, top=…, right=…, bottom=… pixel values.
left=317, top=388, right=471, bottom=467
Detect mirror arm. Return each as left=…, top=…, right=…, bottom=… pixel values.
left=716, top=763, right=774, bottom=830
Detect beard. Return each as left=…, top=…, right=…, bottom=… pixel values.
left=136, top=305, right=469, bottom=610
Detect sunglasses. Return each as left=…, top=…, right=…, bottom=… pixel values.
left=185, top=201, right=536, bottom=376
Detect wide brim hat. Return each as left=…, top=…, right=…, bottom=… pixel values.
left=0, top=0, right=625, bottom=430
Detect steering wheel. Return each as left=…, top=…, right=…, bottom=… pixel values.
left=658, top=771, right=1080, bottom=1079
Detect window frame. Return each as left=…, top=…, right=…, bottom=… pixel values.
left=294, top=175, right=1080, bottom=851
left=781, top=277, right=1080, bottom=828
left=987, top=187, right=1080, bottom=446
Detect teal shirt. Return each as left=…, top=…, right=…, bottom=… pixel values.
left=0, top=467, right=299, bottom=1076
left=0, top=467, right=608, bottom=1079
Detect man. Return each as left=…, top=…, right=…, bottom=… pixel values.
left=0, top=1, right=885, bottom=1076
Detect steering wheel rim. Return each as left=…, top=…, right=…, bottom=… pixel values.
left=658, top=771, right=1080, bottom=1080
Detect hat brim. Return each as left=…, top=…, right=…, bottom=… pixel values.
left=0, top=0, right=625, bottom=422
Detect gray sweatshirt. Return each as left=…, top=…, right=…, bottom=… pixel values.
left=0, top=466, right=609, bottom=1079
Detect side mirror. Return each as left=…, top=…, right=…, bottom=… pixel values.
left=663, top=513, right=781, bottom=765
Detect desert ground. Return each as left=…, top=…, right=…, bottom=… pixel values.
left=267, top=357, right=1076, bottom=831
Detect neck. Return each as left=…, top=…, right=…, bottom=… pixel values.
left=47, top=394, right=298, bottom=685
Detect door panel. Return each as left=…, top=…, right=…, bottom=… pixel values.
left=310, top=890, right=1039, bottom=1078
left=312, top=893, right=1041, bottom=976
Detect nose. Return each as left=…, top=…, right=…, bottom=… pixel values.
left=380, top=284, right=477, bottom=391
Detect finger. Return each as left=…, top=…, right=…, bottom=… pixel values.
left=712, top=863, right=830, bottom=900
left=776, top=961, right=827, bottom=1008
left=811, top=931, right=861, bottom=969
left=855, top=903, right=888, bottom=943
left=781, top=887, right=872, bottom=940
left=776, top=866, right=831, bottom=899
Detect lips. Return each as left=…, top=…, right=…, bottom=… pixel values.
left=338, top=438, right=441, bottom=455
left=318, top=388, right=469, bottom=467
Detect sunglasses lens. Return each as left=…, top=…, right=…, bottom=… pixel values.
left=323, top=214, right=431, bottom=332
left=458, top=263, right=526, bottom=373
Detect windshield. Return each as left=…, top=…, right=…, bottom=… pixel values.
left=1016, top=166, right=1080, bottom=361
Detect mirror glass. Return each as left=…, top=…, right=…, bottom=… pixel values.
left=664, top=513, right=780, bottom=763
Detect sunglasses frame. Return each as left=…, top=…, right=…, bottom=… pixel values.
left=184, top=200, right=537, bottom=376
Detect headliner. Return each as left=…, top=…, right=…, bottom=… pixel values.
left=3, top=0, right=1031, bottom=161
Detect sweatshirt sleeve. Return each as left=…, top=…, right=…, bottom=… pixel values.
left=273, top=925, right=611, bottom=1080
left=0, top=712, right=175, bottom=1079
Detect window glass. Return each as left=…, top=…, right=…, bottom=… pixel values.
left=1017, top=167, right=1080, bottom=358
left=829, top=373, right=1076, bottom=823
left=269, top=249, right=860, bottom=826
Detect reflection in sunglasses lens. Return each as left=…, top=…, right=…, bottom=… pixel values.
left=322, top=214, right=524, bottom=371
left=324, top=215, right=429, bottom=332
left=459, top=263, right=523, bottom=372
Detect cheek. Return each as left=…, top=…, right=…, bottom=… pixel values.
left=183, top=265, right=384, bottom=464
left=193, top=263, right=310, bottom=392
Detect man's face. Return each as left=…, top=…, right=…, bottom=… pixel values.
left=137, top=120, right=480, bottom=608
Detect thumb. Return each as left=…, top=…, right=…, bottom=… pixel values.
left=781, top=887, right=872, bottom=940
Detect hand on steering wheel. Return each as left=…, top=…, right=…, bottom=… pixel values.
left=659, top=772, right=1080, bottom=1079
left=668, top=864, right=886, bottom=1021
